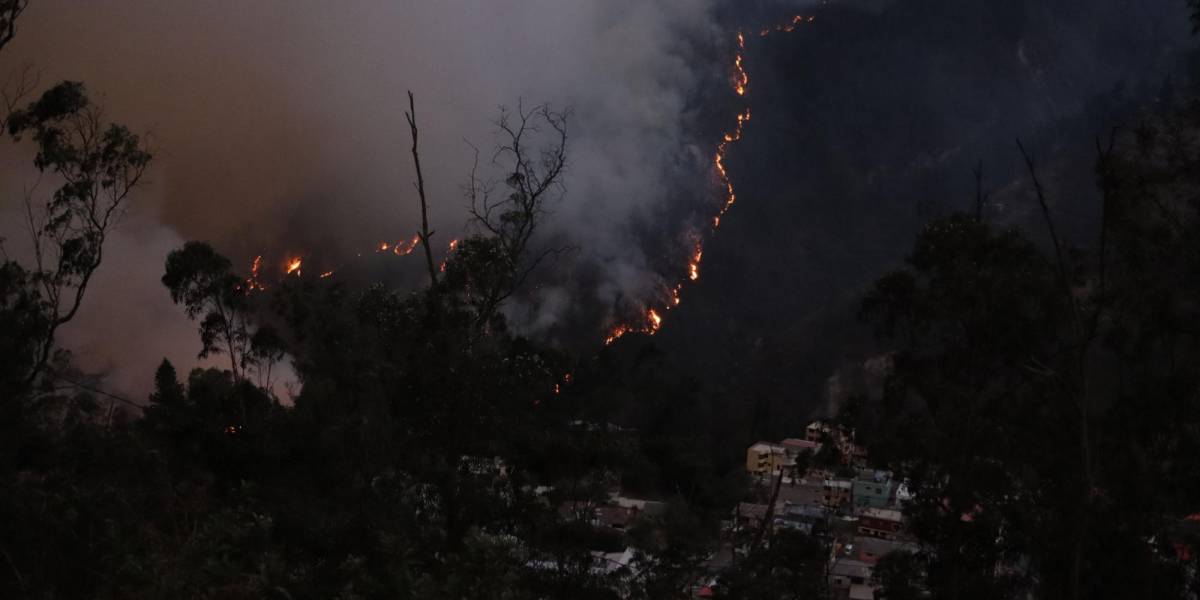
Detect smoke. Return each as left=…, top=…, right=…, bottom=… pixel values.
left=0, top=0, right=728, bottom=396
left=1, top=0, right=1190, bottom=401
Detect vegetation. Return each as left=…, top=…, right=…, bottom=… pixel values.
left=4, top=4, right=1200, bottom=600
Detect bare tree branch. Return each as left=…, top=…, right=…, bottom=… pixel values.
left=405, top=91, right=438, bottom=284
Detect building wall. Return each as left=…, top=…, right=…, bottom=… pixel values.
left=852, top=476, right=894, bottom=509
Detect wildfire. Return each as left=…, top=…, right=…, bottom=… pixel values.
left=378, top=234, right=421, bottom=256
left=733, top=33, right=749, bottom=96
left=603, top=10, right=816, bottom=346
left=320, top=270, right=334, bottom=279
left=648, top=309, right=662, bottom=330
left=604, top=324, right=632, bottom=346
left=245, top=255, right=267, bottom=292
left=760, top=14, right=815, bottom=37
left=286, top=257, right=303, bottom=276
left=688, top=242, right=703, bottom=281
left=604, top=307, right=667, bottom=346
left=439, top=238, right=460, bottom=273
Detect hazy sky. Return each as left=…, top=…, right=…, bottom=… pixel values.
left=0, top=0, right=1185, bottom=399
left=0, top=0, right=734, bottom=396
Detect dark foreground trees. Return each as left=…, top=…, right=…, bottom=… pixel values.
left=858, top=95, right=1200, bottom=599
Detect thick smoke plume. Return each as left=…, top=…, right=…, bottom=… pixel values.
left=0, top=0, right=726, bottom=396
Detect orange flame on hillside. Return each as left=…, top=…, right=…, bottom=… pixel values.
left=688, top=242, right=703, bottom=282
left=286, top=257, right=302, bottom=276
left=245, top=255, right=268, bottom=292
left=603, top=11, right=817, bottom=346
left=733, top=32, right=749, bottom=96
left=378, top=234, right=421, bottom=256
left=439, top=238, right=460, bottom=273
left=760, top=14, right=815, bottom=37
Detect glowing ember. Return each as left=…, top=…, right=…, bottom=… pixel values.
left=394, top=234, right=421, bottom=256
left=648, top=309, right=662, bottom=330
left=604, top=324, right=633, bottom=346
left=245, top=255, right=267, bottom=292
left=320, top=271, right=334, bottom=279
left=760, top=14, right=814, bottom=37
left=688, top=243, right=703, bottom=282
left=439, top=238, right=460, bottom=273
left=733, top=33, right=749, bottom=96
left=374, top=234, right=421, bottom=256
left=286, top=257, right=302, bottom=276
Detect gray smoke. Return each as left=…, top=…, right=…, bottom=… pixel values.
left=0, top=0, right=728, bottom=397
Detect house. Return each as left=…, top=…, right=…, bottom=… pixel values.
left=805, top=421, right=833, bottom=443
left=745, top=442, right=792, bottom=477
left=774, top=503, right=827, bottom=535
left=610, top=495, right=668, bottom=517
left=849, top=583, right=876, bottom=600
left=776, top=478, right=825, bottom=508
left=591, top=547, right=638, bottom=574
left=781, top=437, right=821, bottom=456
left=595, top=504, right=637, bottom=530
left=858, top=507, right=904, bottom=540
left=842, top=442, right=869, bottom=466
left=852, top=536, right=914, bottom=565
left=852, top=470, right=895, bottom=509
left=823, top=478, right=853, bottom=509
left=805, top=420, right=868, bottom=466
left=829, top=557, right=873, bottom=591
left=734, top=502, right=771, bottom=529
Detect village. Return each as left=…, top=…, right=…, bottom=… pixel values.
left=533, top=419, right=916, bottom=600
left=717, top=421, right=915, bottom=599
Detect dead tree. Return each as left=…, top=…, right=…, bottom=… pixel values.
left=405, top=91, right=439, bottom=284
left=0, top=0, right=27, bottom=53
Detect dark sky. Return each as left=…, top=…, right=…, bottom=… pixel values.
left=0, top=0, right=1191, bottom=400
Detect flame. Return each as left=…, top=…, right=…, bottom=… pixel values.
left=604, top=324, right=632, bottom=346
left=244, top=255, right=268, bottom=292
left=733, top=32, right=749, bottom=96
left=760, top=14, right=815, bottom=37
left=648, top=309, right=662, bottom=330
left=603, top=10, right=814, bottom=346
left=439, top=238, right=460, bottom=273
left=286, top=257, right=302, bottom=276
left=320, top=270, right=334, bottom=279
left=395, top=234, right=421, bottom=255
left=688, top=242, right=703, bottom=282
left=376, top=234, right=421, bottom=256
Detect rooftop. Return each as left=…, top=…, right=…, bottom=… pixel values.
left=861, top=507, right=903, bottom=522
left=830, top=558, right=872, bottom=579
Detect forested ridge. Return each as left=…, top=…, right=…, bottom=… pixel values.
left=5, top=3, right=1200, bottom=599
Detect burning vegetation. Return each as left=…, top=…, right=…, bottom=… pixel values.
left=603, top=13, right=813, bottom=346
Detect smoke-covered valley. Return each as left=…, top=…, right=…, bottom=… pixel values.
left=0, top=0, right=1192, bottom=407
